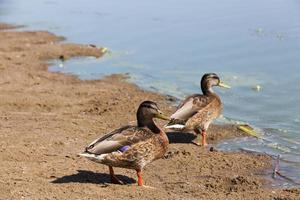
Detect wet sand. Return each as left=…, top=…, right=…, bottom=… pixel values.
left=0, top=24, right=299, bottom=200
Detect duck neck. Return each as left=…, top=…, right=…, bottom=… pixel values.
left=137, top=118, right=161, bottom=134
left=201, top=84, right=214, bottom=95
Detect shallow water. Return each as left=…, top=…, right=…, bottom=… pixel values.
left=1, top=0, right=300, bottom=187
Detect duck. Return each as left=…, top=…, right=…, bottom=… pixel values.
left=165, top=73, right=230, bottom=146
left=79, top=101, right=170, bottom=187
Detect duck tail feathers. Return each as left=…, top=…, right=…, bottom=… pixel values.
left=165, top=118, right=186, bottom=130
left=164, top=124, right=186, bottom=130
left=79, top=152, right=107, bottom=161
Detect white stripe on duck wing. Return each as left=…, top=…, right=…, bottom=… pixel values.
left=79, top=152, right=108, bottom=162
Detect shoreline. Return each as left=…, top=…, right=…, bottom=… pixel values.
left=0, top=23, right=299, bottom=199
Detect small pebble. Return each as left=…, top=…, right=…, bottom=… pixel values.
left=59, top=55, right=65, bottom=61
left=210, top=147, right=217, bottom=152
left=88, top=44, right=97, bottom=48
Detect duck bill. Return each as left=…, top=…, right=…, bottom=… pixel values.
left=218, top=81, right=231, bottom=89
left=155, top=112, right=170, bottom=121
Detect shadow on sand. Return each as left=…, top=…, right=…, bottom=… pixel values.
left=166, top=131, right=197, bottom=144
left=52, top=170, right=136, bottom=185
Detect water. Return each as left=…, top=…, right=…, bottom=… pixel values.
left=1, top=0, right=300, bottom=187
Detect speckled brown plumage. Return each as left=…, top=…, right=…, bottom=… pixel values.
left=85, top=126, right=168, bottom=170
left=185, top=93, right=222, bottom=131
left=166, top=73, right=229, bottom=146
left=80, top=101, right=169, bottom=186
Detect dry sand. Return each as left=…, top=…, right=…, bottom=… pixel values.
left=0, top=23, right=299, bottom=200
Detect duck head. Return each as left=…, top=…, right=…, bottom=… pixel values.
left=136, top=101, right=170, bottom=128
left=201, top=73, right=230, bottom=95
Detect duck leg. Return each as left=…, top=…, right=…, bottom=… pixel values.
left=201, top=130, right=208, bottom=147
left=109, top=166, right=123, bottom=184
left=136, top=169, right=155, bottom=189
left=136, top=169, right=143, bottom=186
left=193, top=128, right=207, bottom=146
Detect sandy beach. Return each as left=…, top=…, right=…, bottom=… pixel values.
left=0, top=23, right=299, bottom=200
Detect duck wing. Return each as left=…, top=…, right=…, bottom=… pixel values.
left=85, top=125, right=153, bottom=155
left=170, top=94, right=211, bottom=121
